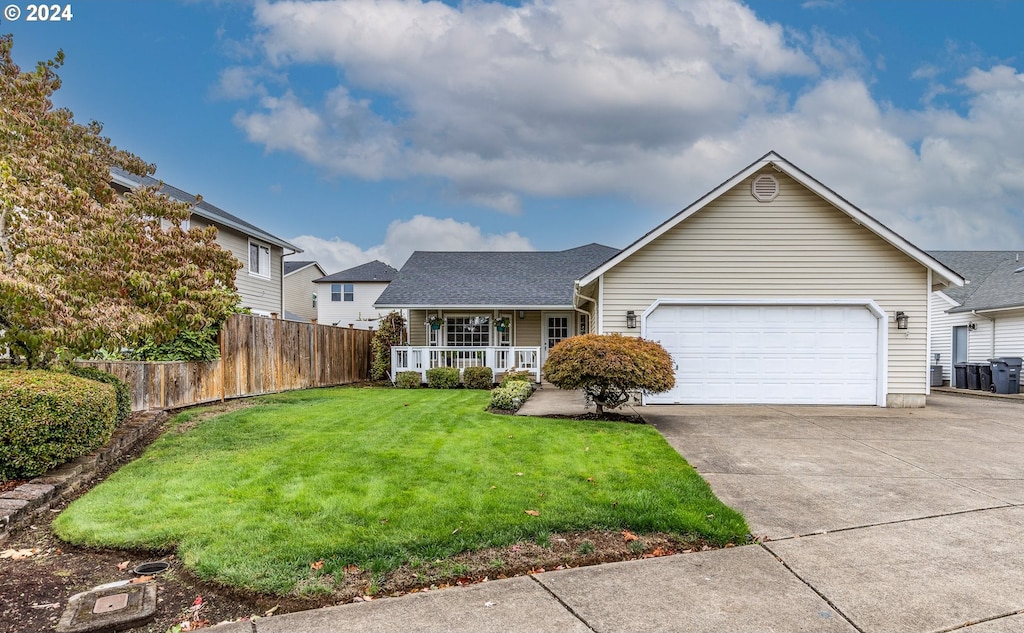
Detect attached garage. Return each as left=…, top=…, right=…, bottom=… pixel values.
left=643, top=300, right=884, bottom=405
left=573, top=151, right=966, bottom=407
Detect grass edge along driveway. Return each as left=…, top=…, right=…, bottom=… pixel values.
left=54, top=388, right=748, bottom=595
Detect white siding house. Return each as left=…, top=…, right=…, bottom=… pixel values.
left=315, top=261, right=399, bottom=330
left=928, top=251, right=1024, bottom=385
left=283, top=261, right=327, bottom=321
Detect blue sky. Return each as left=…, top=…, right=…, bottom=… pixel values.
left=5, top=0, right=1023, bottom=272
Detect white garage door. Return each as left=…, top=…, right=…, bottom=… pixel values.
left=645, top=304, right=879, bottom=405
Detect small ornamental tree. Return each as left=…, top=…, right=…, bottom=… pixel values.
left=543, top=333, right=675, bottom=415
left=0, top=35, right=241, bottom=367
left=371, top=311, right=407, bottom=380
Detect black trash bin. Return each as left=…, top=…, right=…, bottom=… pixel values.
left=979, top=364, right=993, bottom=392
left=967, top=363, right=981, bottom=390
left=990, top=357, right=1023, bottom=394
left=954, top=363, right=968, bottom=389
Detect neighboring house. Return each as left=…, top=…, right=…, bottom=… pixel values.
left=110, top=167, right=301, bottom=317
left=283, top=260, right=327, bottom=322
left=314, top=260, right=399, bottom=329
left=381, top=151, right=964, bottom=407
left=927, top=251, right=1024, bottom=384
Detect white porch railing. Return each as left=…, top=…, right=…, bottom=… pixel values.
left=390, top=346, right=542, bottom=383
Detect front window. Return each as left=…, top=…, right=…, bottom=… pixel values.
left=446, top=316, right=490, bottom=347
left=249, top=241, right=271, bottom=279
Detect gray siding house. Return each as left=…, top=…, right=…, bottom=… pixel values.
left=111, top=168, right=301, bottom=317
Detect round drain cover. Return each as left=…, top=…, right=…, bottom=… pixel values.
left=132, top=561, right=170, bottom=575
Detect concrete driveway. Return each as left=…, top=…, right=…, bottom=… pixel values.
left=644, top=393, right=1024, bottom=633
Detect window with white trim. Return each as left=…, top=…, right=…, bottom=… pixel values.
left=343, top=283, right=354, bottom=302
left=248, top=240, right=271, bottom=279
left=446, top=316, right=490, bottom=347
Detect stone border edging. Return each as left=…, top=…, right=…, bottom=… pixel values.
left=0, top=410, right=168, bottom=544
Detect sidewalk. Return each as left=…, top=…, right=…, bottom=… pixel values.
left=513, top=383, right=589, bottom=417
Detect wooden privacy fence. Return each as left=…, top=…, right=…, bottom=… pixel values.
left=77, top=314, right=374, bottom=411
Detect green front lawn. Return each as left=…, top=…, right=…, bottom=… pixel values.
left=54, top=388, right=747, bottom=594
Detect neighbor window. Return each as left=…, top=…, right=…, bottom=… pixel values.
left=343, top=283, right=354, bottom=302
left=446, top=317, right=490, bottom=347
left=331, top=284, right=341, bottom=301
left=248, top=241, right=271, bottom=279
left=312, top=293, right=317, bottom=309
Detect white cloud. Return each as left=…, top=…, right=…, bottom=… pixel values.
left=290, top=214, right=534, bottom=272
left=228, top=0, right=1024, bottom=248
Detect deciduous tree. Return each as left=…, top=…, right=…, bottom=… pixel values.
left=543, top=333, right=675, bottom=415
left=0, top=35, right=240, bottom=367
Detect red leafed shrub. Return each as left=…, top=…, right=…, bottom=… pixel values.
left=542, top=334, right=674, bottom=414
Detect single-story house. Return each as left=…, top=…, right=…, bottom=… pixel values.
left=928, top=251, right=1024, bottom=384
left=314, top=260, right=400, bottom=329
left=283, top=260, right=327, bottom=322
left=110, top=167, right=301, bottom=317
left=380, top=151, right=964, bottom=407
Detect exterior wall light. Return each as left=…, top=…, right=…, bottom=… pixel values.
left=626, top=310, right=637, bottom=329
left=895, top=311, right=909, bottom=330
left=518, top=310, right=525, bottom=319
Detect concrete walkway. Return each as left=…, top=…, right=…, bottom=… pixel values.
left=211, top=392, right=1024, bottom=633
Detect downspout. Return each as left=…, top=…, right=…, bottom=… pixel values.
left=573, top=281, right=597, bottom=331
left=971, top=310, right=995, bottom=359
left=281, top=248, right=298, bottom=317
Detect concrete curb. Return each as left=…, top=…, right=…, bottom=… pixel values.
left=0, top=410, right=168, bottom=544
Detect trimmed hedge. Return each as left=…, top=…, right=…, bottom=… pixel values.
left=396, top=371, right=422, bottom=389
left=426, top=367, right=460, bottom=389
left=490, top=380, right=534, bottom=411
left=0, top=370, right=117, bottom=480
left=463, top=366, right=494, bottom=390
left=69, top=366, right=131, bottom=426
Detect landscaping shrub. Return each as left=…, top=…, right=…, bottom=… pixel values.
left=500, top=369, right=532, bottom=385
left=543, top=333, right=675, bottom=414
left=426, top=367, right=460, bottom=389
left=0, top=370, right=117, bottom=480
left=396, top=371, right=422, bottom=389
left=69, top=366, right=131, bottom=426
left=463, top=366, right=494, bottom=389
left=490, top=380, right=534, bottom=411
left=371, top=311, right=407, bottom=380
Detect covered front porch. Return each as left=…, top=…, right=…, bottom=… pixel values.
left=390, top=346, right=542, bottom=383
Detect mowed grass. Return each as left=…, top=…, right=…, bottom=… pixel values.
left=54, top=388, right=747, bottom=594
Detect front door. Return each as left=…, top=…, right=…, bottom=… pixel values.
left=543, top=313, right=572, bottom=358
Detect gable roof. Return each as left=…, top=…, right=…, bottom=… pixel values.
left=315, top=260, right=399, bottom=283
left=929, top=251, right=1024, bottom=313
left=375, top=244, right=619, bottom=308
left=110, top=167, right=301, bottom=252
left=577, top=151, right=964, bottom=289
left=284, top=260, right=325, bottom=277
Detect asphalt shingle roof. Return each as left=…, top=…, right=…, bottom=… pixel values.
left=110, top=167, right=300, bottom=252
left=375, top=244, right=619, bottom=307
left=929, top=250, right=1024, bottom=312
left=316, top=260, right=399, bottom=283
left=284, top=261, right=318, bottom=275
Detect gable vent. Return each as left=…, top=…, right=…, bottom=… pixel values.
left=751, top=174, right=780, bottom=202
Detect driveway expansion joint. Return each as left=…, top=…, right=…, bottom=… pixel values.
left=759, top=542, right=866, bottom=633
left=528, top=573, right=598, bottom=633
left=933, top=608, right=1024, bottom=633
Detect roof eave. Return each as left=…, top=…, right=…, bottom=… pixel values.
left=577, top=151, right=965, bottom=289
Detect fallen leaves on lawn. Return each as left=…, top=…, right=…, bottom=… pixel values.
left=622, top=530, right=639, bottom=543
left=0, top=548, right=39, bottom=560
left=310, top=560, right=324, bottom=571
left=342, top=564, right=360, bottom=575
left=524, top=509, right=540, bottom=517
left=116, top=560, right=130, bottom=571
left=642, top=547, right=675, bottom=559
left=129, top=575, right=153, bottom=584
left=515, top=472, right=524, bottom=477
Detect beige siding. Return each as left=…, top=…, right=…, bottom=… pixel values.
left=194, top=217, right=282, bottom=315
left=515, top=311, right=542, bottom=346
left=283, top=265, right=323, bottom=321
left=409, top=310, right=428, bottom=345
left=600, top=169, right=929, bottom=396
